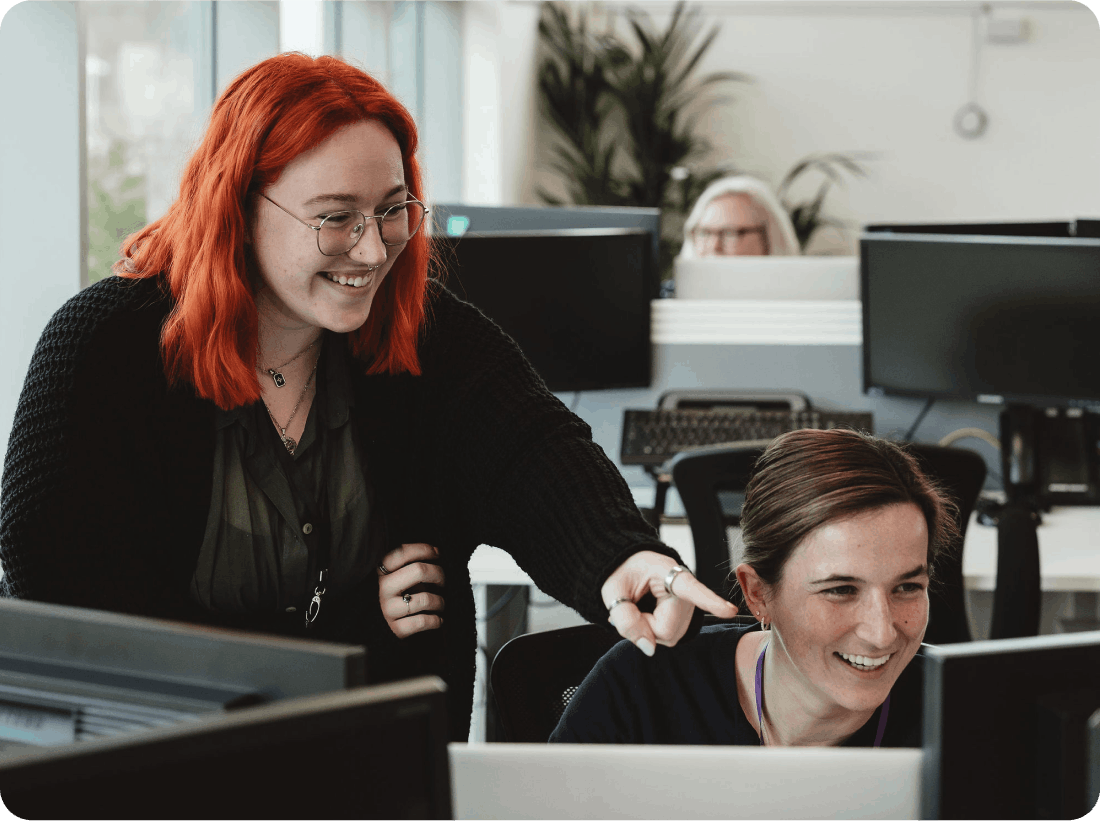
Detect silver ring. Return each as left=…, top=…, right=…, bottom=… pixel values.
left=378, top=563, right=391, bottom=576
left=663, top=565, right=690, bottom=598
left=402, top=592, right=412, bottom=615
left=606, top=596, right=631, bottom=613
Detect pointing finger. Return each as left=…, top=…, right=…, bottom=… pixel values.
left=670, top=573, right=739, bottom=619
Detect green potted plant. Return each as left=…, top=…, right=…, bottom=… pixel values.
left=776, top=151, right=876, bottom=253
left=536, top=1, right=747, bottom=280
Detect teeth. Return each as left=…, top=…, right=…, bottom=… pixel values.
left=839, top=652, right=891, bottom=669
left=325, top=272, right=373, bottom=288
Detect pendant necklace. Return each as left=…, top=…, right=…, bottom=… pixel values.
left=753, top=642, right=891, bottom=747
left=263, top=359, right=318, bottom=455
left=257, top=339, right=317, bottom=388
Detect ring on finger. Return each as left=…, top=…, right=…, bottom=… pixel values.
left=664, top=565, right=690, bottom=598
left=606, top=596, right=631, bottom=613
left=378, top=563, right=391, bottom=576
left=402, top=592, right=412, bottom=616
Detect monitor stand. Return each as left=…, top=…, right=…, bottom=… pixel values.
left=991, top=406, right=1043, bottom=639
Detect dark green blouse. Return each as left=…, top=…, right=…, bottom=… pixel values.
left=189, top=336, right=380, bottom=616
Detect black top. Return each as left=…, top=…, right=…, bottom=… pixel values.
left=192, top=335, right=379, bottom=614
left=0, top=276, right=696, bottom=740
left=550, top=623, right=923, bottom=747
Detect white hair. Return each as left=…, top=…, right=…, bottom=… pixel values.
left=679, top=175, right=801, bottom=258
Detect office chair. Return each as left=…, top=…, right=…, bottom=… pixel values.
left=670, top=441, right=988, bottom=644
left=905, top=443, right=987, bottom=644
left=490, top=616, right=758, bottom=743
left=668, top=442, right=769, bottom=599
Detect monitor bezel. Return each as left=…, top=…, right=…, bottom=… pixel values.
left=0, top=676, right=452, bottom=819
left=860, top=232, right=1100, bottom=411
left=432, top=228, right=655, bottom=393
left=921, top=631, right=1100, bottom=820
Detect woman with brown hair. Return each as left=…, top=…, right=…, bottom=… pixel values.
left=0, top=53, right=734, bottom=740
left=551, top=428, right=959, bottom=746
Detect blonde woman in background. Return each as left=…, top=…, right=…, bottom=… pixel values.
left=681, top=175, right=801, bottom=258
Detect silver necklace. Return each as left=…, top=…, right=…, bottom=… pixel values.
left=257, top=340, right=316, bottom=388
left=263, top=359, right=318, bottom=454
left=757, top=641, right=771, bottom=746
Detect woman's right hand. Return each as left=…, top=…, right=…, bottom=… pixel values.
left=377, top=542, right=446, bottom=638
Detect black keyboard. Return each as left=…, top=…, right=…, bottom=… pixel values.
left=620, top=408, right=874, bottom=466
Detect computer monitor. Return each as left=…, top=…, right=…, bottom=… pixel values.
left=429, top=202, right=661, bottom=289
left=433, top=229, right=653, bottom=392
left=673, top=256, right=859, bottom=300
left=860, top=232, right=1100, bottom=409
left=449, top=743, right=923, bottom=819
left=922, top=631, right=1100, bottom=820
left=1, top=676, right=452, bottom=819
left=0, top=598, right=364, bottom=753
left=864, top=220, right=1078, bottom=238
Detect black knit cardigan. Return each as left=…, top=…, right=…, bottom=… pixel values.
left=0, top=276, right=690, bottom=739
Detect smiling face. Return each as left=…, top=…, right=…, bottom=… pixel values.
left=248, top=119, right=408, bottom=335
left=755, top=502, right=930, bottom=716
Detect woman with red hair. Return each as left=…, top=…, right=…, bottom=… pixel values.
left=0, top=53, right=734, bottom=739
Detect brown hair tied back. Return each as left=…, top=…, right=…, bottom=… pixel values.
left=734, top=429, right=960, bottom=598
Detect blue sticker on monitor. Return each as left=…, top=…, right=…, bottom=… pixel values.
left=446, top=215, right=470, bottom=237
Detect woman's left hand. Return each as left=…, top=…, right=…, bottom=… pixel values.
left=601, top=550, right=739, bottom=657
left=377, top=542, right=446, bottom=639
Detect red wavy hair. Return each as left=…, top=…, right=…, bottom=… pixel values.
left=116, top=53, right=430, bottom=409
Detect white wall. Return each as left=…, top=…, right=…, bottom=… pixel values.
left=507, top=0, right=1100, bottom=252
left=0, top=1, right=83, bottom=458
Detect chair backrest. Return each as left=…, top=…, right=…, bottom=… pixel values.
left=905, top=443, right=987, bottom=644
left=490, top=624, right=620, bottom=743
left=670, top=440, right=988, bottom=644
left=669, top=442, right=769, bottom=598
left=490, top=616, right=759, bottom=743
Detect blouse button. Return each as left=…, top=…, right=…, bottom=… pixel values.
left=302, top=523, right=313, bottom=535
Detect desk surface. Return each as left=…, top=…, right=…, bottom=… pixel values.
left=469, top=507, right=1100, bottom=593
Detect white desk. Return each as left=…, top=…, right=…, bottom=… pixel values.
left=961, top=507, right=1100, bottom=592
left=469, top=507, right=1100, bottom=593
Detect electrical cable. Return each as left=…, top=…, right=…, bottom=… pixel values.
left=503, top=586, right=531, bottom=644
left=477, top=588, right=530, bottom=668
left=938, top=427, right=1002, bottom=451
left=939, top=426, right=1005, bottom=491
left=903, top=397, right=935, bottom=441
left=953, top=4, right=990, bottom=139
left=478, top=585, right=522, bottom=622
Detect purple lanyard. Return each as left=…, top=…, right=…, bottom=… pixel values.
left=754, top=644, right=890, bottom=747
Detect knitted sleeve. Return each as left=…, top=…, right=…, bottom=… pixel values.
left=0, top=277, right=175, bottom=611
left=420, top=286, right=682, bottom=625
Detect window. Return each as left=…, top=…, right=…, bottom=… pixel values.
left=81, top=1, right=461, bottom=285
left=83, top=2, right=213, bottom=284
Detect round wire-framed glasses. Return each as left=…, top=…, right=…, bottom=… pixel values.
left=260, top=193, right=429, bottom=256
left=690, top=225, right=767, bottom=249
